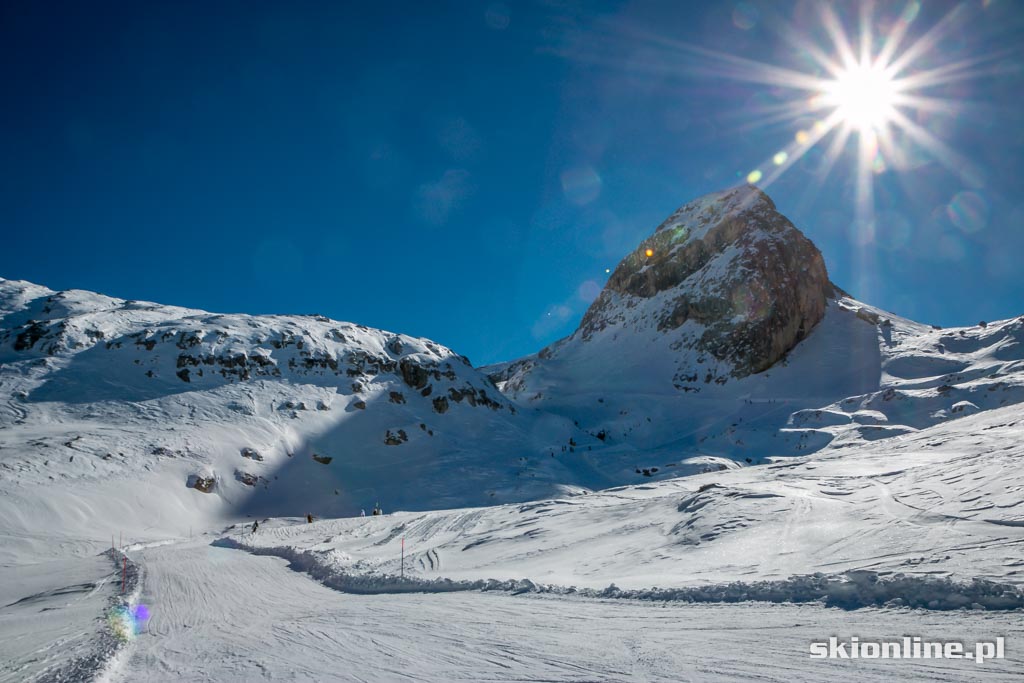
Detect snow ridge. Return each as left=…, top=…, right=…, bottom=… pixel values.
left=218, top=536, right=1024, bottom=611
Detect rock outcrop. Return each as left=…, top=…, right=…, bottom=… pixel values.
left=0, top=279, right=515, bottom=416
left=581, top=185, right=832, bottom=377
left=489, top=185, right=837, bottom=398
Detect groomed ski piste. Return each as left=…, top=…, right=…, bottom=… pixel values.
left=2, top=196, right=1023, bottom=682
left=6, top=403, right=1024, bottom=681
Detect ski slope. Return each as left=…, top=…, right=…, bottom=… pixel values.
left=109, top=540, right=1021, bottom=682
left=8, top=400, right=1020, bottom=681
left=224, top=403, right=1024, bottom=597
left=2, top=206, right=1023, bottom=680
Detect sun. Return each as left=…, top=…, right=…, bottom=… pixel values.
left=647, top=1, right=997, bottom=231
left=821, top=61, right=900, bottom=132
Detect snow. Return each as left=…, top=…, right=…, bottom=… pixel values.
left=2, top=262, right=1023, bottom=681
left=652, top=184, right=776, bottom=244
left=215, top=403, right=1024, bottom=597
left=0, top=550, right=140, bottom=683
left=113, top=542, right=1024, bottom=682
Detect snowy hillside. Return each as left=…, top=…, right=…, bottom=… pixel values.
left=485, top=186, right=1024, bottom=487
left=2, top=185, right=1022, bottom=554
left=2, top=185, right=1023, bottom=681
left=0, top=277, right=599, bottom=567
left=229, top=401, right=1024, bottom=602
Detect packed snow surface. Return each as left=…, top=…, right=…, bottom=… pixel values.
left=226, top=404, right=1024, bottom=599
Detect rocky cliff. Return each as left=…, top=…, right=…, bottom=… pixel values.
left=491, top=185, right=836, bottom=396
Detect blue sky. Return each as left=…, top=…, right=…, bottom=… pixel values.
left=2, top=1, right=1022, bottom=366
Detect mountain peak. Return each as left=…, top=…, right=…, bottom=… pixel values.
left=653, top=184, right=775, bottom=237
left=599, top=184, right=805, bottom=301
left=576, top=185, right=832, bottom=378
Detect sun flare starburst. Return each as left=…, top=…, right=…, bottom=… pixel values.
left=821, top=60, right=900, bottom=132
left=630, top=1, right=1002, bottom=229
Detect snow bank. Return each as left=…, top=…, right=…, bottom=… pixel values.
left=593, top=571, right=1024, bottom=611
left=36, top=549, right=143, bottom=683
left=217, top=538, right=1024, bottom=611
left=213, top=537, right=540, bottom=595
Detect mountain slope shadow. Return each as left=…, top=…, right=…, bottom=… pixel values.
left=229, top=390, right=597, bottom=520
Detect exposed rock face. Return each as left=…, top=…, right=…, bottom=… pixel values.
left=579, top=185, right=831, bottom=377
left=187, top=474, right=215, bottom=493
left=235, top=470, right=260, bottom=486
left=384, top=429, right=408, bottom=445
left=240, top=447, right=263, bottom=461
left=0, top=279, right=515, bottom=417
left=399, top=358, right=429, bottom=389
left=487, top=186, right=837, bottom=400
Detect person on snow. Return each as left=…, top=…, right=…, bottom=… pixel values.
left=306, top=513, right=313, bottom=524
left=372, top=503, right=382, bottom=516
left=360, top=509, right=366, bottom=517
left=251, top=520, right=259, bottom=534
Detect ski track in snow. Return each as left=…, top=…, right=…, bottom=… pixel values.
left=109, top=540, right=1022, bottom=683
left=0, top=550, right=140, bottom=683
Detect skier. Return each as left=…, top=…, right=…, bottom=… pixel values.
left=251, top=520, right=259, bottom=534
left=306, top=513, right=313, bottom=524
left=372, top=502, right=382, bottom=516
left=360, top=509, right=366, bottom=517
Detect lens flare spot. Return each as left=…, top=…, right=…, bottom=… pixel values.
left=773, top=151, right=788, bottom=166
left=732, top=2, right=759, bottom=30
left=560, top=166, right=602, bottom=206
left=947, top=191, right=989, bottom=234
left=106, top=603, right=151, bottom=642
left=746, top=169, right=763, bottom=184
left=730, top=281, right=770, bottom=321
left=671, top=223, right=690, bottom=242
left=577, top=279, right=601, bottom=303
left=795, top=130, right=810, bottom=145
left=484, top=2, right=510, bottom=30
left=133, top=604, right=151, bottom=622
left=645, top=248, right=654, bottom=258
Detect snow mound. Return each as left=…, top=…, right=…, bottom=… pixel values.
left=218, top=535, right=1024, bottom=611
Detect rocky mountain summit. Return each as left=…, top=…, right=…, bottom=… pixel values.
left=492, top=185, right=836, bottom=398
left=584, top=185, right=833, bottom=376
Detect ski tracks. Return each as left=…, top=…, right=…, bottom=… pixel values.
left=108, top=539, right=1024, bottom=682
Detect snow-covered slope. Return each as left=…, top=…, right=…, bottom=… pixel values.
left=3, top=185, right=1023, bottom=562
left=484, top=187, right=1024, bottom=486
left=229, top=401, right=1024, bottom=602
left=0, top=278, right=601, bottom=566
left=3, top=184, right=1024, bottom=681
